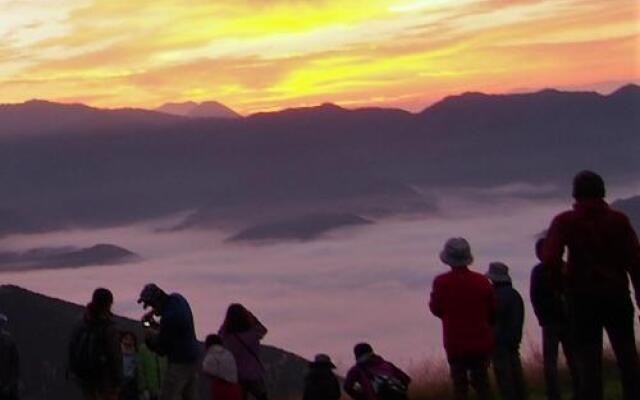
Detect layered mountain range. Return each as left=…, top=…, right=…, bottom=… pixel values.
left=0, top=85, right=638, bottom=237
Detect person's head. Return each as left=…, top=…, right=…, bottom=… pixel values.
left=205, top=334, right=223, bottom=350
left=137, top=283, right=168, bottom=315
left=223, top=303, right=251, bottom=333
left=572, top=170, right=605, bottom=200
left=88, top=288, right=113, bottom=318
left=310, top=353, right=336, bottom=370
left=535, top=237, right=545, bottom=262
left=440, top=237, right=473, bottom=269
left=120, top=331, right=138, bottom=354
left=353, top=342, right=374, bottom=364
left=486, top=262, right=511, bottom=285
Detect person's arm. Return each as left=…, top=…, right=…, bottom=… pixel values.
left=622, top=216, right=640, bottom=308
left=487, top=282, right=497, bottom=325
left=542, top=216, right=566, bottom=268
left=343, top=368, right=365, bottom=400
left=507, top=292, right=525, bottom=348
left=429, top=278, right=442, bottom=318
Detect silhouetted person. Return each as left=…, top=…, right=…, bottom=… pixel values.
left=0, top=314, right=19, bottom=400
left=303, top=354, right=341, bottom=400
left=138, top=284, right=199, bottom=400
left=120, top=332, right=139, bottom=400
left=343, top=343, right=410, bottom=400
left=530, top=238, right=579, bottom=400
left=543, top=171, right=640, bottom=400
left=69, top=288, right=123, bottom=400
left=429, top=238, right=495, bottom=400
left=202, top=334, right=242, bottom=400
left=486, top=262, right=527, bottom=400
left=218, top=304, right=268, bottom=400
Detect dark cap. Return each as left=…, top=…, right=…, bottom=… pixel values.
left=137, top=283, right=165, bottom=309
left=573, top=170, right=605, bottom=199
left=310, top=353, right=336, bottom=369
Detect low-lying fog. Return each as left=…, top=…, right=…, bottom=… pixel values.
left=3, top=182, right=639, bottom=374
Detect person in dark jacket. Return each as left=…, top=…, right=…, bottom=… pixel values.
left=218, top=304, right=268, bottom=400
left=543, top=171, right=640, bottom=400
left=429, top=238, right=495, bottom=400
left=70, top=288, right=123, bottom=400
left=486, top=262, right=527, bottom=400
left=0, top=314, right=19, bottom=400
left=303, top=354, right=341, bottom=400
left=138, top=284, right=199, bottom=400
left=530, top=238, right=579, bottom=400
left=344, top=343, right=410, bottom=400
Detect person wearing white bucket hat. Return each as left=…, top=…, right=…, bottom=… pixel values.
left=429, top=238, right=495, bottom=400
left=486, top=262, right=527, bottom=400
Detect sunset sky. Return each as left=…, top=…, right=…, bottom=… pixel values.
left=1, top=0, right=638, bottom=114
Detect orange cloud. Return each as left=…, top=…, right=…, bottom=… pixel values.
left=0, top=0, right=637, bottom=113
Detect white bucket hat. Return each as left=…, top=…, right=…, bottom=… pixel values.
left=440, top=237, right=473, bottom=267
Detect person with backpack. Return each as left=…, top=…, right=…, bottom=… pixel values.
left=0, top=314, right=19, bottom=400
left=119, top=332, right=139, bottom=400
left=429, top=238, right=495, bottom=400
left=530, top=238, right=579, bottom=400
left=137, top=342, right=167, bottom=400
left=486, top=262, right=527, bottom=400
left=343, top=343, right=411, bottom=400
left=137, top=284, right=200, bottom=400
left=302, top=354, right=341, bottom=400
left=202, top=334, right=243, bottom=400
left=218, top=304, right=268, bottom=400
left=543, top=171, right=640, bottom=400
left=69, top=288, right=123, bottom=400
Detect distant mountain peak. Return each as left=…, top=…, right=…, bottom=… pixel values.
left=156, top=100, right=240, bottom=119
left=610, top=83, right=640, bottom=98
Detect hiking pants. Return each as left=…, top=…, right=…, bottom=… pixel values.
left=160, top=362, right=198, bottom=400
left=492, top=346, right=527, bottom=400
left=542, top=324, right=579, bottom=400
left=447, top=355, right=493, bottom=400
left=569, top=295, right=640, bottom=400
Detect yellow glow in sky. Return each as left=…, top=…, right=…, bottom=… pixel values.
left=1, top=0, right=638, bottom=114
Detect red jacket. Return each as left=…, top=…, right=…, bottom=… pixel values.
left=543, top=199, right=640, bottom=305
left=429, top=267, right=495, bottom=358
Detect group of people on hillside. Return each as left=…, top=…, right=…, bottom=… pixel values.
left=1, top=170, right=639, bottom=400
left=429, top=171, right=640, bottom=400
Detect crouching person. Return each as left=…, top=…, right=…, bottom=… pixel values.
left=303, top=354, right=341, bottom=400
left=344, top=343, right=411, bottom=400
left=202, top=334, right=243, bottom=400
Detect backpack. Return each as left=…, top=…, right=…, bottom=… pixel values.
left=68, top=324, right=108, bottom=381
left=360, top=365, right=409, bottom=400
left=371, top=374, right=409, bottom=400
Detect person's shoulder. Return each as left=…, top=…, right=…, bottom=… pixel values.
left=551, top=209, right=575, bottom=224
left=607, top=207, right=633, bottom=224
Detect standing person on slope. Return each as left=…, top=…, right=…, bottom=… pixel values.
left=138, top=284, right=200, bottom=400
left=218, top=304, right=268, bottom=400
left=543, top=171, right=640, bottom=400
left=429, top=238, right=495, bottom=400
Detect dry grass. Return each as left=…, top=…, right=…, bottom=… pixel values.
left=406, top=345, right=629, bottom=400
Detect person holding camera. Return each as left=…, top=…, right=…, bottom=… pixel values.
left=137, top=284, right=199, bottom=400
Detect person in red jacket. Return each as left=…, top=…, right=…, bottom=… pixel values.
left=429, top=237, right=495, bottom=400
left=543, top=170, right=640, bottom=400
